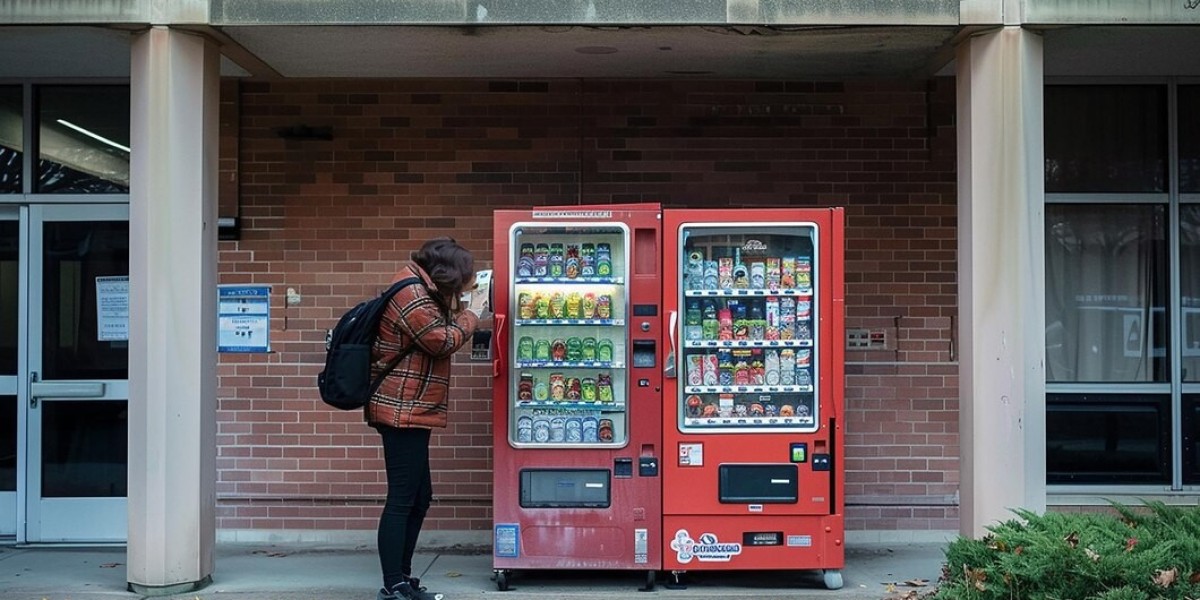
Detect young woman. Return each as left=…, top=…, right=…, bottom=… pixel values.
left=368, top=237, right=484, bottom=600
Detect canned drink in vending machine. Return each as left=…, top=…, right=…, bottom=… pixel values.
left=516, top=416, right=533, bottom=443
left=750, top=261, right=765, bottom=289
left=533, top=418, right=551, bottom=443
left=550, top=417, right=566, bottom=443
left=582, top=417, right=598, bottom=442
left=717, top=349, right=734, bottom=386
left=517, top=336, right=534, bottom=361
left=598, top=419, right=614, bottom=442
left=765, top=349, right=781, bottom=385
left=780, top=348, right=796, bottom=385
left=702, top=353, right=720, bottom=386
left=686, top=354, right=703, bottom=386
left=518, top=292, right=535, bottom=319
left=565, top=418, right=583, bottom=442
left=779, top=296, right=796, bottom=340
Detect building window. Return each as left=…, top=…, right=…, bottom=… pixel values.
left=1047, top=83, right=1200, bottom=487
left=35, top=86, right=129, bottom=194
left=0, top=86, right=21, bottom=194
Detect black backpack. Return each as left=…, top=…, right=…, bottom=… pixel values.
left=317, top=277, right=421, bottom=410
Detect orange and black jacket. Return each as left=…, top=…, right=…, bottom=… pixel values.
left=367, top=263, right=478, bottom=429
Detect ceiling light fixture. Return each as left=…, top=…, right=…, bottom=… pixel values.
left=56, top=119, right=131, bottom=153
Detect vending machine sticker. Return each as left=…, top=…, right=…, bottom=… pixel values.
left=493, top=524, right=520, bottom=558
left=671, top=529, right=742, bottom=563
left=787, top=534, right=814, bottom=547
left=678, top=443, right=703, bottom=466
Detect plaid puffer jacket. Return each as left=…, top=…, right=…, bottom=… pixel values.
left=366, top=263, right=478, bottom=429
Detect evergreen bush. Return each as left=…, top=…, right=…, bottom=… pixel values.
left=932, top=501, right=1200, bottom=600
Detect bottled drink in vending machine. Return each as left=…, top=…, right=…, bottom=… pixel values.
left=685, top=299, right=702, bottom=341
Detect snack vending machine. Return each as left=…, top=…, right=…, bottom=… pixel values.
left=661, top=208, right=845, bottom=589
left=491, top=205, right=663, bottom=590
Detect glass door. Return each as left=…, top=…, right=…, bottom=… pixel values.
left=0, top=206, right=17, bottom=537
left=676, top=223, right=820, bottom=433
left=24, top=203, right=129, bottom=542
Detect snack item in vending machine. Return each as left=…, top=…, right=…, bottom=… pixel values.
left=534, top=243, right=550, bottom=277
left=580, top=377, right=596, bottom=402
left=779, top=348, right=796, bottom=385
left=717, top=349, right=734, bottom=386
left=766, top=257, right=781, bottom=291
left=779, top=296, right=796, bottom=340
left=549, top=374, right=565, bottom=400
left=548, top=243, right=565, bottom=278
left=686, top=354, right=703, bottom=386
left=533, top=418, right=551, bottom=442
left=596, top=294, right=612, bottom=319
left=517, top=416, right=533, bottom=443
left=550, top=417, right=566, bottom=442
left=781, top=257, right=795, bottom=288
left=734, top=404, right=748, bottom=417
left=598, top=419, right=614, bottom=442
left=565, top=417, right=583, bottom=442
left=702, top=353, right=719, bottom=386
left=765, top=349, right=781, bottom=385
left=596, top=243, right=612, bottom=277
left=566, top=292, right=583, bottom=318
left=518, top=292, right=535, bottom=319
left=549, top=292, right=566, bottom=319
left=764, top=403, right=779, bottom=417
left=517, top=336, right=534, bottom=361
left=582, top=417, right=599, bottom=442
left=581, top=243, right=596, bottom=277
left=518, top=244, right=535, bottom=277
left=765, top=296, right=780, bottom=340
left=749, top=402, right=764, bottom=416
left=718, top=257, right=733, bottom=290
left=581, top=293, right=597, bottom=318
left=796, top=403, right=810, bottom=417
left=534, top=339, right=551, bottom=361
left=597, top=338, right=614, bottom=363
left=702, top=402, right=718, bottom=417
left=779, top=404, right=794, bottom=416
left=686, top=394, right=703, bottom=416
left=717, top=307, right=733, bottom=341
left=597, top=373, right=613, bottom=402
left=686, top=251, right=704, bottom=290
left=750, top=261, right=765, bottom=289
left=565, top=243, right=580, bottom=278
left=518, top=373, right=534, bottom=400
left=703, top=260, right=719, bottom=290
left=750, top=349, right=765, bottom=385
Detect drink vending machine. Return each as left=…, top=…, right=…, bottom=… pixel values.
left=490, top=204, right=664, bottom=591
left=661, top=208, right=845, bottom=589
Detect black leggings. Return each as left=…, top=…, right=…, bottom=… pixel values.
left=376, top=425, right=433, bottom=590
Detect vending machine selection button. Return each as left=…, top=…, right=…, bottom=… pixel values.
left=790, top=443, right=808, bottom=463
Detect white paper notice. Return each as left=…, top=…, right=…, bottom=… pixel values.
left=678, top=443, right=703, bottom=467
left=96, top=276, right=129, bottom=342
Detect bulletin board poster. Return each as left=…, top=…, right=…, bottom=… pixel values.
left=96, top=276, right=129, bottom=342
left=218, top=285, right=270, bottom=353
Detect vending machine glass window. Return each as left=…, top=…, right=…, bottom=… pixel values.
left=509, top=223, right=630, bottom=447
left=676, top=223, right=819, bottom=433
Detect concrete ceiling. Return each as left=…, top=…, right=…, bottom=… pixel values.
left=1, top=24, right=1199, bottom=81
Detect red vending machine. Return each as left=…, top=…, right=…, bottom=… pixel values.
left=491, top=204, right=663, bottom=590
left=660, top=208, right=845, bottom=589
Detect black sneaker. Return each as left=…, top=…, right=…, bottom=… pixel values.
left=391, top=580, right=443, bottom=600
left=376, top=586, right=400, bottom=600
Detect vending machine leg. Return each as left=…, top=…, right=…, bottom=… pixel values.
left=665, top=570, right=687, bottom=590
left=638, top=570, right=657, bottom=592
left=492, top=569, right=511, bottom=591
left=823, top=569, right=844, bottom=590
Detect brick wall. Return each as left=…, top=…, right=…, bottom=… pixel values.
left=216, top=78, right=959, bottom=534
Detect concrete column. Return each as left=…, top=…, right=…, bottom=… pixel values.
left=956, top=26, right=1047, bottom=538
left=127, top=26, right=219, bottom=593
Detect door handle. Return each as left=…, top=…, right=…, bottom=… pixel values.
left=30, top=381, right=106, bottom=405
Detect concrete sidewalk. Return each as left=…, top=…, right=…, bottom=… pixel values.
left=0, top=541, right=949, bottom=600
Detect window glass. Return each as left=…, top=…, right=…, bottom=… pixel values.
left=0, top=220, right=15, bottom=375
left=0, top=395, right=13, bottom=492
left=1181, top=86, right=1200, bottom=194
left=1046, top=204, right=1168, bottom=382
left=0, top=86, right=21, bottom=193
left=1045, top=85, right=1167, bottom=193
left=1183, top=394, right=1200, bottom=484
left=1183, top=205, right=1200, bottom=382
left=1047, top=393, right=1170, bottom=484
left=36, top=85, right=129, bottom=194
left=41, top=400, right=127, bottom=497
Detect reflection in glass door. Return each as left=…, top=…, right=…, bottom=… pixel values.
left=25, top=204, right=128, bottom=542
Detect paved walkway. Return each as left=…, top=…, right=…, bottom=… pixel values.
left=0, top=541, right=948, bottom=600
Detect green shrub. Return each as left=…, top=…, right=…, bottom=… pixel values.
left=932, top=501, right=1200, bottom=600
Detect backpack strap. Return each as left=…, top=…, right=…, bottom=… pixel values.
left=366, top=276, right=422, bottom=398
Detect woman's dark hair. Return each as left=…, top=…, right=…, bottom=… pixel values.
left=412, top=237, right=475, bottom=308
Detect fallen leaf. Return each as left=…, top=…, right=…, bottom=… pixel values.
left=1189, top=571, right=1200, bottom=584
left=100, top=563, right=122, bottom=568
left=903, top=579, right=929, bottom=587
left=1154, top=567, right=1178, bottom=588
left=1125, top=537, right=1139, bottom=552
left=885, top=582, right=896, bottom=593
left=267, top=551, right=287, bottom=557
left=1064, top=532, right=1080, bottom=548
left=1013, top=545, right=1024, bottom=555
left=1084, top=548, right=1100, bottom=562
left=964, top=565, right=987, bottom=592
left=445, top=572, right=462, bottom=578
